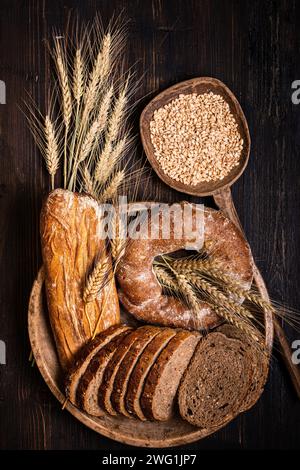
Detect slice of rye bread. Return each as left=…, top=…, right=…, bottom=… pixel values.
left=110, top=326, right=163, bottom=417
left=217, top=324, right=269, bottom=412
left=65, top=324, right=131, bottom=405
left=98, top=326, right=162, bottom=416
left=125, top=328, right=177, bottom=421
left=140, top=330, right=201, bottom=422
left=178, top=332, right=253, bottom=428
left=76, top=329, right=132, bottom=416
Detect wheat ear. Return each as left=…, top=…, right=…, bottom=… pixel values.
left=73, top=48, right=84, bottom=105
left=83, top=255, right=112, bottom=303
left=78, top=86, right=113, bottom=164
left=98, top=170, right=125, bottom=203
left=83, top=33, right=111, bottom=120
left=95, top=85, right=128, bottom=185
left=82, top=165, right=96, bottom=198
left=44, top=115, right=60, bottom=189
left=95, top=134, right=128, bottom=183
left=110, top=209, right=126, bottom=270
left=54, top=41, right=72, bottom=187
left=177, top=257, right=275, bottom=314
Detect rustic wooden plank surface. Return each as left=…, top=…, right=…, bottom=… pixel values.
left=0, top=0, right=300, bottom=450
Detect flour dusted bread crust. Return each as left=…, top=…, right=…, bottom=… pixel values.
left=40, top=189, right=120, bottom=369
left=117, top=203, right=253, bottom=332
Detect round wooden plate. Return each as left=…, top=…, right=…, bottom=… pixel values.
left=28, top=267, right=272, bottom=448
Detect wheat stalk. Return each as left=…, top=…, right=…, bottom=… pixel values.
left=173, top=257, right=275, bottom=315
left=73, top=48, right=84, bottom=105
left=83, top=33, right=111, bottom=120
left=98, top=170, right=125, bottom=203
left=83, top=255, right=112, bottom=303
left=54, top=42, right=72, bottom=130
left=82, top=165, right=96, bottom=197
left=44, top=115, right=60, bottom=189
left=110, top=208, right=127, bottom=270
left=154, top=263, right=262, bottom=343
left=95, top=134, right=128, bottom=184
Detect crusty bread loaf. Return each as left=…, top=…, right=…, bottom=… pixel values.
left=117, top=203, right=253, bottom=332
left=140, top=330, right=201, bottom=422
left=98, top=326, right=160, bottom=416
left=125, top=328, right=177, bottom=420
left=217, top=324, right=269, bottom=412
left=40, top=189, right=120, bottom=369
left=65, top=325, right=131, bottom=405
left=76, top=328, right=130, bottom=416
left=110, top=326, right=162, bottom=417
left=178, top=332, right=252, bottom=428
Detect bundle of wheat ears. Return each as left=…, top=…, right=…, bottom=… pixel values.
left=26, top=16, right=136, bottom=200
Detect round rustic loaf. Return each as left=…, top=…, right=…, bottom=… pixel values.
left=117, top=203, right=253, bottom=332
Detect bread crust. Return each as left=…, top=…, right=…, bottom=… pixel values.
left=98, top=326, right=160, bottom=416
left=110, top=326, right=162, bottom=417
left=40, top=189, right=120, bottom=369
left=76, top=329, right=130, bottom=415
left=140, top=330, right=201, bottom=421
left=65, top=325, right=131, bottom=405
left=217, top=324, right=269, bottom=411
left=117, top=203, right=253, bottom=332
left=125, top=328, right=177, bottom=420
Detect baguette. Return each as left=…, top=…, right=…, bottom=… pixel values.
left=40, top=189, right=120, bottom=369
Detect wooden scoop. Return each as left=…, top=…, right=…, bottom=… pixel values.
left=140, top=77, right=300, bottom=399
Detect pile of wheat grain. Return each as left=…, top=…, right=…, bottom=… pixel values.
left=150, top=92, right=243, bottom=185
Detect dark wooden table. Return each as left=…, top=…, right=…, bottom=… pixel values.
left=1, top=0, right=300, bottom=451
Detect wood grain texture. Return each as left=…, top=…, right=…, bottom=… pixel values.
left=0, top=0, right=300, bottom=450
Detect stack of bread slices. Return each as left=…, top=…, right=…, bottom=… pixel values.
left=65, top=323, right=268, bottom=427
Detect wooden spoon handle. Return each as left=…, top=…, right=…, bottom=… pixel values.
left=214, top=186, right=300, bottom=399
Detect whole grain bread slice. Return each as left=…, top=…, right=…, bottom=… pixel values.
left=76, top=329, right=131, bottom=416
left=125, top=328, right=177, bottom=420
left=65, top=324, right=131, bottom=405
left=140, top=330, right=201, bottom=422
left=178, top=332, right=252, bottom=428
left=217, top=324, right=269, bottom=412
left=110, top=326, right=162, bottom=417
left=98, top=326, right=161, bottom=416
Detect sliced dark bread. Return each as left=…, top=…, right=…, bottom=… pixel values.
left=217, top=324, right=269, bottom=412
left=76, top=329, right=131, bottom=416
left=98, top=326, right=161, bottom=416
left=110, top=326, right=162, bottom=417
left=65, top=324, right=131, bottom=405
left=140, top=330, right=201, bottom=422
left=178, top=332, right=252, bottom=428
left=125, top=328, right=177, bottom=420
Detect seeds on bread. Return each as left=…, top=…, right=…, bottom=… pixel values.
left=178, top=332, right=252, bottom=428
